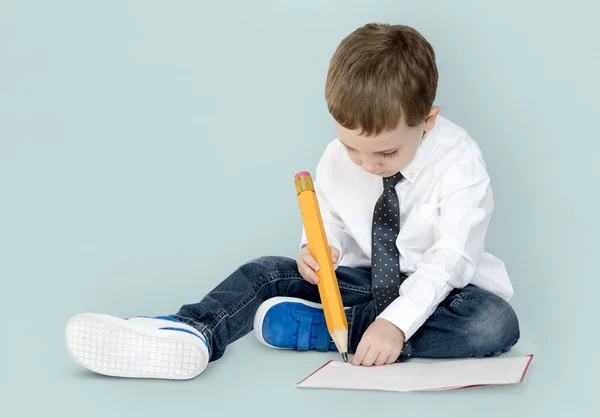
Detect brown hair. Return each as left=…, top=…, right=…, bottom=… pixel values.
left=325, top=23, right=438, bottom=135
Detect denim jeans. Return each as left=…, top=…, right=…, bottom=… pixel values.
left=171, top=256, right=520, bottom=362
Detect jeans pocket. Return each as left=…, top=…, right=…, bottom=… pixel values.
left=448, top=290, right=475, bottom=315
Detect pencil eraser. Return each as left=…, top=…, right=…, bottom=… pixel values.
left=295, top=171, right=311, bottom=179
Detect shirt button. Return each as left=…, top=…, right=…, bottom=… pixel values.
left=409, top=173, right=415, bottom=180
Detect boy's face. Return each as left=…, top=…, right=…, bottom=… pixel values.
left=334, top=107, right=440, bottom=178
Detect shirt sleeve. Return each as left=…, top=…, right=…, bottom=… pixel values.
left=377, top=152, right=494, bottom=340
left=299, top=154, right=351, bottom=268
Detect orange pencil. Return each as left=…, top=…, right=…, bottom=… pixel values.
left=294, top=171, right=348, bottom=362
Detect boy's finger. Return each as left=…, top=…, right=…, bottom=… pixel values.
left=302, top=253, right=320, bottom=272
left=389, top=347, right=402, bottom=364
left=385, top=351, right=400, bottom=365
left=298, top=260, right=319, bottom=284
left=351, top=341, right=368, bottom=366
left=330, top=247, right=340, bottom=263
left=361, top=346, right=379, bottom=367
left=374, top=351, right=389, bottom=367
left=308, top=269, right=320, bottom=284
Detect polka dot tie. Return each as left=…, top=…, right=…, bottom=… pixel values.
left=371, top=172, right=404, bottom=314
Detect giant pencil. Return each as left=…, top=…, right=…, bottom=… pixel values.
left=294, top=171, right=348, bottom=362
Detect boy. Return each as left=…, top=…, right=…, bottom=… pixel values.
left=65, top=23, right=519, bottom=379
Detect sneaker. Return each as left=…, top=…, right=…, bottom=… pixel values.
left=65, top=313, right=210, bottom=380
left=253, top=297, right=345, bottom=352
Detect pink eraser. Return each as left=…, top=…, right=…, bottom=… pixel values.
left=295, top=171, right=311, bottom=179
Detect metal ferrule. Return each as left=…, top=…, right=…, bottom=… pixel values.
left=295, top=175, right=315, bottom=195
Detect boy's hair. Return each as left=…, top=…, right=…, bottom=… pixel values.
left=325, top=23, right=438, bottom=136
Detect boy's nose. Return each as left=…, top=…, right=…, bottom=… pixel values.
left=362, top=160, right=382, bottom=174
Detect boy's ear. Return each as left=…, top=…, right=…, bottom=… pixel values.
left=424, top=106, right=441, bottom=132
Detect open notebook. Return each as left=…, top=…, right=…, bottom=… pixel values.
left=296, top=354, right=533, bottom=392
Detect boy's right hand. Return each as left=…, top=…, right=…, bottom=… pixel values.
left=297, top=244, right=340, bottom=285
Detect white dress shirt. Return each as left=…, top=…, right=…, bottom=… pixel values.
left=300, top=116, right=513, bottom=341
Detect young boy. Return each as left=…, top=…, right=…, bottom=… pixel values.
left=65, top=23, right=519, bottom=379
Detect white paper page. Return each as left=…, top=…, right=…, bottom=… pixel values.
left=296, top=354, right=533, bottom=392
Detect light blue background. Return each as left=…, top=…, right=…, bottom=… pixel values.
left=1, top=0, right=598, bottom=417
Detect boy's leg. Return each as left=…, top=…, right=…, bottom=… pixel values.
left=171, top=257, right=375, bottom=361
left=65, top=255, right=374, bottom=379
left=398, top=284, right=520, bottom=361
left=64, top=255, right=323, bottom=379
left=253, top=276, right=519, bottom=363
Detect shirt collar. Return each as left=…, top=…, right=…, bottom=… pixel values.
left=399, top=129, right=438, bottom=183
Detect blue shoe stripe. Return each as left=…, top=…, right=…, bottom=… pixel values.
left=124, top=316, right=211, bottom=355
left=159, top=327, right=207, bottom=345
left=131, top=315, right=181, bottom=323
left=154, top=316, right=181, bottom=323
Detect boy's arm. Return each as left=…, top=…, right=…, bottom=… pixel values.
left=377, top=152, right=494, bottom=340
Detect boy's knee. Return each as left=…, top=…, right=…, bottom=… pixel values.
left=244, top=256, right=296, bottom=269
left=457, top=288, right=520, bottom=356
left=238, top=256, right=299, bottom=278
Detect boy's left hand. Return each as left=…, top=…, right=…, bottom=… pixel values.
left=350, top=319, right=405, bottom=366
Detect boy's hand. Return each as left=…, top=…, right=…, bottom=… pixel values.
left=296, top=244, right=340, bottom=285
left=351, top=319, right=405, bottom=366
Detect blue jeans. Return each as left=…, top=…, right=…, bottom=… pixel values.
left=171, top=256, right=520, bottom=362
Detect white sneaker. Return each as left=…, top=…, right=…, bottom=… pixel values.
left=65, top=313, right=210, bottom=380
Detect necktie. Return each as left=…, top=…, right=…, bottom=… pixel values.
left=371, top=172, right=404, bottom=314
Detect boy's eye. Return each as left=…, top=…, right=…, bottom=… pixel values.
left=382, top=150, right=399, bottom=158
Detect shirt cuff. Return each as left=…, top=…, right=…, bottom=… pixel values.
left=376, top=294, right=427, bottom=341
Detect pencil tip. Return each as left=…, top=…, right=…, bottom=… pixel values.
left=341, top=353, right=348, bottom=363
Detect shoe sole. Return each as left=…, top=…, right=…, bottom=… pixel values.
left=253, top=297, right=323, bottom=349
left=65, top=313, right=209, bottom=380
